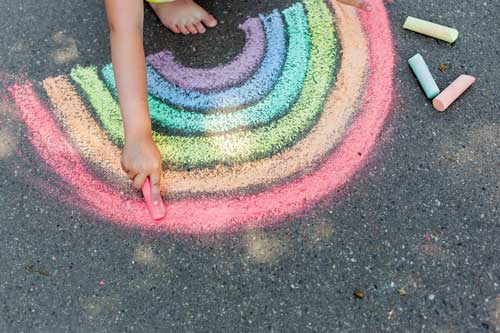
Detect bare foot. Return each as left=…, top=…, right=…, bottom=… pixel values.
left=150, top=0, right=218, bottom=35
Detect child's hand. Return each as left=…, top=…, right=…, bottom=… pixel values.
left=336, top=0, right=394, bottom=10
left=336, top=0, right=373, bottom=11
left=121, top=136, right=163, bottom=205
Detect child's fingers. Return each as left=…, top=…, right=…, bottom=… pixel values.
left=120, top=156, right=128, bottom=172
left=132, top=173, right=147, bottom=190
left=126, top=170, right=137, bottom=180
left=149, top=171, right=162, bottom=205
left=337, top=0, right=372, bottom=11
left=359, top=0, right=372, bottom=11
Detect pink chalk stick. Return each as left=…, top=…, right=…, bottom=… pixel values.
left=433, top=75, right=476, bottom=112
left=141, top=178, right=166, bottom=220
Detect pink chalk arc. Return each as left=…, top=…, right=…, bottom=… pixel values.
left=8, top=0, right=394, bottom=235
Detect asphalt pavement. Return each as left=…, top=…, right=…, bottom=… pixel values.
left=0, top=0, right=499, bottom=331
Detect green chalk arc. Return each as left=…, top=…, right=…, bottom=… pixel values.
left=101, top=5, right=311, bottom=136
left=71, top=0, right=337, bottom=170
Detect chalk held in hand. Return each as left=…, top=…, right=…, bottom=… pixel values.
left=433, top=75, right=475, bottom=112
left=403, top=16, right=459, bottom=44
left=141, top=177, right=166, bottom=220
left=408, top=53, right=440, bottom=99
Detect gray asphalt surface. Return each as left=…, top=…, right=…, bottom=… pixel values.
left=0, top=0, right=499, bottom=331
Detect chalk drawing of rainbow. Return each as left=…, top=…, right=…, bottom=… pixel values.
left=6, top=0, right=394, bottom=234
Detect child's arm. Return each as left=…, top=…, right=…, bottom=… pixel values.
left=105, top=0, right=163, bottom=205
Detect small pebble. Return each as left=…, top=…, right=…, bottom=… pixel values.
left=353, top=290, right=365, bottom=299
left=396, top=288, right=407, bottom=296
left=438, top=63, right=450, bottom=72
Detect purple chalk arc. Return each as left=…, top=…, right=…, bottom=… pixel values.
left=147, top=17, right=266, bottom=92
left=143, top=11, right=286, bottom=112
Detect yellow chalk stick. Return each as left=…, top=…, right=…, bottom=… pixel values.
left=403, top=16, right=459, bottom=43
left=433, top=75, right=475, bottom=112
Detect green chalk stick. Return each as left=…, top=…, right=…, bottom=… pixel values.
left=403, top=16, right=459, bottom=44
left=408, top=53, right=440, bottom=99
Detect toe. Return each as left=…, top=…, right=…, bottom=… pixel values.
left=202, top=14, right=217, bottom=28
left=195, top=22, right=206, bottom=33
left=187, top=24, right=198, bottom=34
left=168, top=24, right=181, bottom=34
left=179, top=25, right=190, bottom=35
